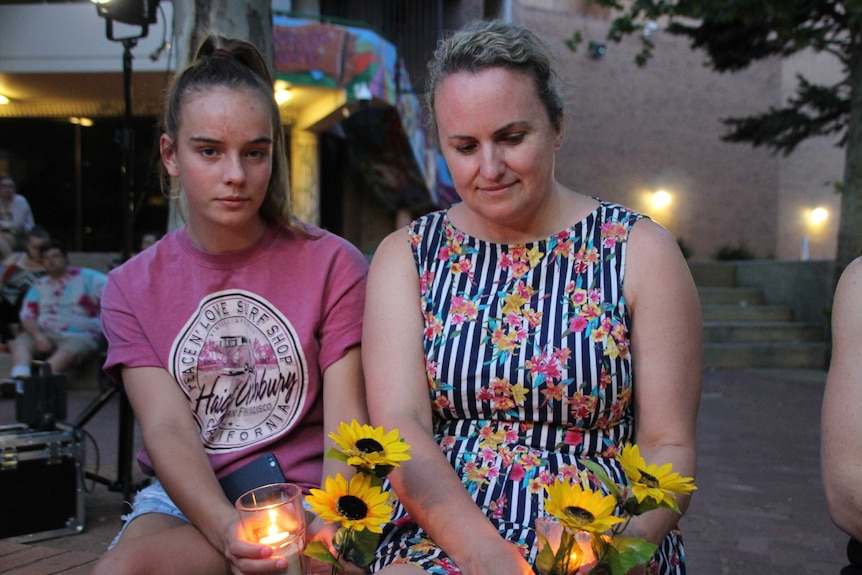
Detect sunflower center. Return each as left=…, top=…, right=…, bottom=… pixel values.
left=336, top=495, right=369, bottom=520
left=355, top=438, right=385, bottom=455
left=638, top=468, right=660, bottom=488
left=563, top=506, right=595, bottom=526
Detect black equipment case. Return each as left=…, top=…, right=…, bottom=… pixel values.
left=0, top=424, right=85, bottom=542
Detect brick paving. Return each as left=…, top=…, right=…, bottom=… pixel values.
left=0, top=368, right=850, bottom=573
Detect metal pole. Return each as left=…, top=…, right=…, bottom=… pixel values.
left=121, top=38, right=137, bottom=263
left=74, top=124, right=82, bottom=251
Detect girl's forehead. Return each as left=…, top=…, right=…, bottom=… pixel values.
left=177, top=87, right=272, bottom=133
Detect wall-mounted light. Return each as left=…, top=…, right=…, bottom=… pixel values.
left=274, top=81, right=292, bottom=106
left=809, top=206, right=828, bottom=225
left=651, top=189, right=672, bottom=209
left=0, top=95, right=9, bottom=105
left=69, top=117, right=94, bottom=127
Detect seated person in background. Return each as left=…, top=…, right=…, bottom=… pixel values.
left=822, top=256, right=862, bottom=572
left=109, top=230, right=163, bottom=269
left=0, top=174, right=35, bottom=260
left=0, top=240, right=107, bottom=397
left=139, top=230, right=161, bottom=252
left=0, top=225, right=50, bottom=342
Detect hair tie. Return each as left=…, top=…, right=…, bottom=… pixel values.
left=211, top=48, right=233, bottom=60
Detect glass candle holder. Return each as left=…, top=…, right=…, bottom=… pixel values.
left=534, top=517, right=596, bottom=575
left=236, top=483, right=307, bottom=575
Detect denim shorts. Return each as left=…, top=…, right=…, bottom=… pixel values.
left=108, top=478, right=315, bottom=549
left=108, top=479, right=189, bottom=549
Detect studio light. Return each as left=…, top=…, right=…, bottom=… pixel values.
left=92, top=0, right=158, bottom=27
left=89, top=0, right=161, bottom=501
left=91, top=0, right=160, bottom=40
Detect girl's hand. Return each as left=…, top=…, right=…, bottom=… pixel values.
left=305, top=514, right=367, bottom=575
left=226, top=517, right=294, bottom=575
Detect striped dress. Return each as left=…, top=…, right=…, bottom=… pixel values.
left=371, top=201, right=684, bottom=574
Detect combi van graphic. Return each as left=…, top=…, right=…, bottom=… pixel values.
left=219, top=335, right=255, bottom=375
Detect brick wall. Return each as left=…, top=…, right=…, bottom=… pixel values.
left=491, top=1, right=846, bottom=261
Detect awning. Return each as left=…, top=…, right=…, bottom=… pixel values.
left=272, top=16, right=457, bottom=210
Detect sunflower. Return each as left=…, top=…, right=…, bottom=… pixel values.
left=617, top=444, right=697, bottom=508
left=543, top=478, right=625, bottom=534
left=330, top=420, right=411, bottom=477
left=305, top=473, right=393, bottom=533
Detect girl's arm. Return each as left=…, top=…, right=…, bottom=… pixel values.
left=122, top=366, right=286, bottom=574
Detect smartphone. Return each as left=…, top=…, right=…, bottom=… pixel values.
left=218, top=452, right=286, bottom=504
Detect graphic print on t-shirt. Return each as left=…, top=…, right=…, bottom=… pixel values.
left=171, top=290, right=308, bottom=451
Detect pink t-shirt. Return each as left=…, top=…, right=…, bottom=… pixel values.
left=101, top=225, right=368, bottom=491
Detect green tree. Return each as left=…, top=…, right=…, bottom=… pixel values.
left=575, top=0, right=862, bottom=276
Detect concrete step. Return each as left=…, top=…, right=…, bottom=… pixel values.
left=704, top=342, right=828, bottom=369
left=688, top=261, right=737, bottom=288
left=701, top=303, right=793, bottom=322
left=698, top=286, right=765, bottom=306
left=703, top=321, right=825, bottom=343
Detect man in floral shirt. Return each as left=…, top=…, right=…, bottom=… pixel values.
left=0, top=239, right=106, bottom=396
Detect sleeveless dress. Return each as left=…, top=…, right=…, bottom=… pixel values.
left=371, top=201, right=685, bottom=574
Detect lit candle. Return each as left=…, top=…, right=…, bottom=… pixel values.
left=534, top=518, right=596, bottom=574
left=570, top=530, right=596, bottom=569
left=236, top=484, right=307, bottom=575
left=259, top=511, right=305, bottom=575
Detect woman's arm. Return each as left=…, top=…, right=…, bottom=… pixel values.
left=363, top=231, right=533, bottom=575
left=822, top=258, right=862, bottom=540
left=622, top=220, right=702, bottom=545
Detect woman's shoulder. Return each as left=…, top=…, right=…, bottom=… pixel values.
left=835, top=257, right=862, bottom=303
left=595, top=199, right=647, bottom=225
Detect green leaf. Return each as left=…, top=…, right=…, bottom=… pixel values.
left=303, top=540, right=343, bottom=570
left=325, top=447, right=350, bottom=463
left=602, top=536, right=657, bottom=574
left=343, top=528, right=381, bottom=568
left=579, top=459, right=622, bottom=501
left=623, top=495, right=679, bottom=516
left=621, top=496, right=660, bottom=516
left=534, top=531, right=558, bottom=575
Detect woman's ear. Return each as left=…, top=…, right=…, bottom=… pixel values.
left=160, top=134, right=179, bottom=177
left=553, top=119, right=565, bottom=153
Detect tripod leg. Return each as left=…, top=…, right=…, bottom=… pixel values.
left=71, top=385, right=115, bottom=429
left=116, top=388, right=137, bottom=499
left=73, top=378, right=147, bottom=498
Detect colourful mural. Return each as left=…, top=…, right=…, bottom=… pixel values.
left=272, top=16, right=458, bottom=209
